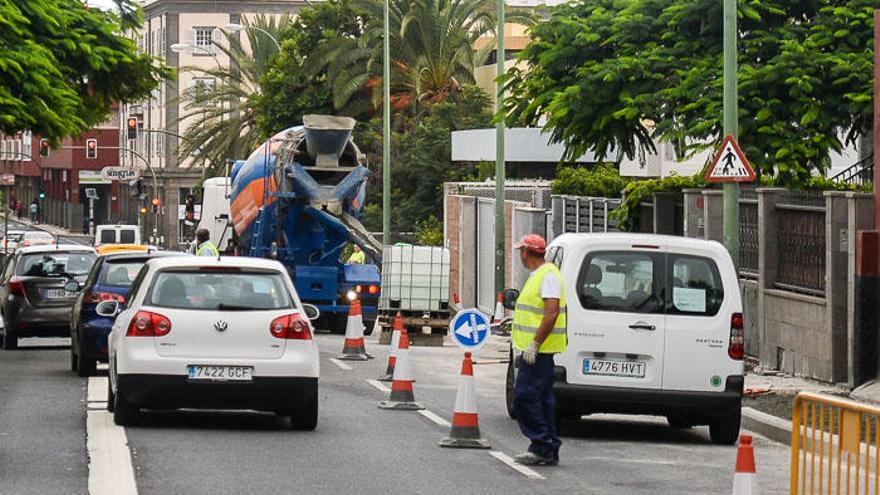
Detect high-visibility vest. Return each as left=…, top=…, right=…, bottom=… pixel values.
left=512, top=262, right=567, bottom=353
left=348, top=250, right=365, bottom=264
left=196, top=241, right=220, bottom=257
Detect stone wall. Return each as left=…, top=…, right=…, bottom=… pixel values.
left=761, top=289, right=829, bottom=380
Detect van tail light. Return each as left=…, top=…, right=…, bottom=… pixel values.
left=728, top=312, right=744, bottom=360
left=269, top=313, right=312, bottom=340
left=84, top=291, right=125, bottom=304
left=368, top=285, right=379, bottom=294
left=126, top=310, right=172, bottom=337
left=7, top=281, right=25, bottom=297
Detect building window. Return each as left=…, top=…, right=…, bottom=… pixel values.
left=193, top=27, right=216, bottom=55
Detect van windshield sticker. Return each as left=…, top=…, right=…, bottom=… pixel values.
left=673, top=287, right=706, bottom=312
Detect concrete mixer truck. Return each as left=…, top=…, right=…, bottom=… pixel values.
left=196, top=115, right=382, bottom=333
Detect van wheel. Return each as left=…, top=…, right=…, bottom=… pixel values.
left=709, top=409, right=742, bottom=445
left=667, top=415, right=694, bottom=429
left=505, top=348, right=517, bottom=420
left=113, top=390, right=140, bottom=426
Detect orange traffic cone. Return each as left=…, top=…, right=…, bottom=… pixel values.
left=440, top=352, right=490, bottom=449
left=732, top=435, right=757, bottom=495
left=451, top=293, right=464, bottom=313
left=379, top=313, right=403, bottom=382
left=338, top=301, right=372, bottom=361
left=492, top=292, right=505, bottom=324
left=378, top=328, right=424, bottom=410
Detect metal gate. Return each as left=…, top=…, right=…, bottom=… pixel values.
left=476, top=198, right=495, bottom=314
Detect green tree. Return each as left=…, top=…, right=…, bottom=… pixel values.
left=177, top=14, right=291, bottom=174
left=505, top=0, right=877, bottom=185
left=257, top=0, right=369, bottom=135
left=0, top=0, right=168, bottom=141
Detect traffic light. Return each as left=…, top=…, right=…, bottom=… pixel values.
left=85, top=139, right=97, bottom=159
left=126, top=116, right=138, bottom=140
left=131, top=178, right=145, bottom=198
left=151, top=197, right=160, bottom=213
left=185, top=194, right=195, bottom=222
left=139, top=206, right=148, bottom=215
left=38, top=191, right=46, bottom=200
left=39, top=139, right=49, bottom=157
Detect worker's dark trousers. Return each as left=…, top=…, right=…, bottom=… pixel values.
left=514, top=353, right=561, bottom=459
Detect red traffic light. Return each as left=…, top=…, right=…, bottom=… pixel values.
left=39, top=139, right=50, bottom=157
left=151, top=198, right=160, bottom=207
left=127, top=116, right=139, bottom=140
left=85, top=138, right=97, bottom=159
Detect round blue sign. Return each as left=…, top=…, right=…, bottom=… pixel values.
left=449, top=309, right=490, bottom=350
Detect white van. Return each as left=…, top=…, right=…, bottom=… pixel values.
left=505, top=233, right=744, bottom=444
left=195, top=177, right=232, bottom=252
left=94, top=224, right=141, bottom=246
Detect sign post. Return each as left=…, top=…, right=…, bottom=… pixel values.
left=723, top=0, right=739, bottom=269
left=0, top=174, right=14, bottom=258
left=449, top=309, right=491, bottom=350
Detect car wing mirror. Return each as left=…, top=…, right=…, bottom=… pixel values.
left=302, top=303, right=320, bottom=321
left=95, top=300, right=120, bottom=318
left=502, top=288, right=520, bottom=310
left=64, top=280, right=81, bottom=293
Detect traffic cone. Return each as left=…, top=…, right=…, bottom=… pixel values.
left=378, top=328, right=424, bottom=410
left=492, top=292, right=505, bottom=323
left=732, top=435, right=757, bottom=495
left=338, top=300, right=372, bottom=361
left=451, top=293, right=464, bottom=313
left=378, top=313, right=403, bottom=382
left=440, top=352, right=490, bottom=449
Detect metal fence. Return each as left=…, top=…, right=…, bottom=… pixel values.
left=776, top=193, right=826, bottom=295
left=740, top=199, right=759, bottom=275
left=791, top=392, right=880, bottom=494
left=447, top=181, right=552, bottom=209
left=553, top=195, right=621, bottom=236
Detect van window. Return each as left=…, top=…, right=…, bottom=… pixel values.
left=99, top=230, right=116, bottom=244
left=119, top=229, right=136, bottom=244
left=577, top=252, right=662, bottom=314
left=668, top=255, right=724, bottom=316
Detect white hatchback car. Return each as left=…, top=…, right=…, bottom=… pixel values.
left=102, top=256, right=321, bottom=430
left=505, top=233, right=744, bottom=444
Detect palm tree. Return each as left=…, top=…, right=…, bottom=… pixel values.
left=176, top=14, right=291, bottom=175
left=314, top=0, right=532, bottom=116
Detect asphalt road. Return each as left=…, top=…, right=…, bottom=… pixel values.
left=0, top=329, right=792, bottom=495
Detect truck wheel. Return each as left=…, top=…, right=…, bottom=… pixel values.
left=709, top=409, right=742, bottom=445
left=505, top=347, right=517, bottom=419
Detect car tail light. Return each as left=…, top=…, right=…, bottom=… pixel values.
left=728, top=312, right=744, bottom=360
left=7, top=281, right=25, bottom=297
left=367, top=285, right=379, bottom=294
left=126, top=310, right=172, bottom=337
left=22, top=240, right=30, bottom=247
left=84, top=291, right=126, bottom=304
left=269, top=313, right=312, bottom=340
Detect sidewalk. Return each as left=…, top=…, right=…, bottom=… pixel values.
left=3, top=215, right=92, bottom=241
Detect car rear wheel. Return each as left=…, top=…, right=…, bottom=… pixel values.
left=709, top=409, right=742, bottom=445
left=75, top=335, right=96, bottom=377
left=2, top=327, right=17, bottom=350
left=289, top=391, right=318, bottom=431
left=70, top=346, right=79, bottom=371
left=505, top=347, right=517, bottom=420
left=106, top=379, right=115, bottom=412
left=113, top=389, right=140, bottom=426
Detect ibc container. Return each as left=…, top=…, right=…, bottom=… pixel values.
left=379, top=245, right=450, bottom=312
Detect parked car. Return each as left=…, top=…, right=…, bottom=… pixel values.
left=104, top=256, right=321, bottom=429
left=94, top=224, right=140, bottom=247
left=504, top=233, right=744, bottom=445
left=68, top=251, right=185, bottom=376
left=1, top=230, right=26, bottom=254
left=20, top=230, right=56, bottom=248
left=0, top=245, right=97, bottom=349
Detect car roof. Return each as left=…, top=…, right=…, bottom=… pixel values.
left=101, top=251, right=186, bottom=262
left=146, top=256, right=286, bottom=271
left=96, top=224, right=139, bottom=229
left=16, top=244, right=96, bottom=254
left=550, top=233, right=727, bottom=253
left=22, top=230, right=54, bottom=237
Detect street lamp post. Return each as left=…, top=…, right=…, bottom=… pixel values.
left=722, top=0, right=740, bottom=268
left=494, top=0, right=506, bottom=296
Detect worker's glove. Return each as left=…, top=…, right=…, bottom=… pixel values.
left=523, top=341, right=540, bottom=365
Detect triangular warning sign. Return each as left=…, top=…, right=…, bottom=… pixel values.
left=705, top=135, right=756, bottom=183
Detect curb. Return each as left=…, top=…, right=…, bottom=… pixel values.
left=742, top=407, right=791, bottom=446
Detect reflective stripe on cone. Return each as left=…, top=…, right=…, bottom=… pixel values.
left=378, top=328, right=424, bottom=410
left=440, top=352, right=490, bottom=449
left=379, top=313, right=403, bottom=381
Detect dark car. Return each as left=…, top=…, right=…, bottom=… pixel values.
left=0, top=245, right=98, bottom=350
left=69, top=251, right=185, bottom=376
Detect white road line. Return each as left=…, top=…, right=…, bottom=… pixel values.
left=365, top=379, right=391, bottom=393
left=417, top=409, right=451, bottom=428
left=329, top=358, right=353, bottom=371
left=86, top=379, right=138, bottom=495
left=488, top=451, right=546, bottom=480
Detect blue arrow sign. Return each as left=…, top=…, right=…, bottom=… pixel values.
left=449, top=309, right=490, bottom=350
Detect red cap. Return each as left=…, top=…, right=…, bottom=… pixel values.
left=514, top=234, right=547, bottom=254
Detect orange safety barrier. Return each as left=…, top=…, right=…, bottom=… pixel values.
left=791, top=392, right=880, bottom=494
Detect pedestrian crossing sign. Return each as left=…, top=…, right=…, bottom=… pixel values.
left=704, top=135, right=756, bottom=183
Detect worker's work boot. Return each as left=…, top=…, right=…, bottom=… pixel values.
left=513, top=452, right=558, bottom=466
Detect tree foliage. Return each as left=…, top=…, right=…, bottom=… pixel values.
left=0, top=0, right=169, bottom=142
left=505, top=0, right=878, bottom=185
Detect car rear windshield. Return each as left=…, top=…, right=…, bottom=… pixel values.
left=24, top=231, right=53, bottom=240
left=17, top=252, right=97, bottom=277
left=119, top=229, right=136, bottom=243
left=99, top=230, right=116, bottom=244
left=146, top=271, right=293, bottom=311
left=99, top=261, right=148, bottom=288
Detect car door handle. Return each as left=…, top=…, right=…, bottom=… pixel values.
left=629, top=324, right=656, bottom=331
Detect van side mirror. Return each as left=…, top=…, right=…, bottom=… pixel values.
left=302, top=303, right=320, bottom=321
left=95, top=300, right=120, bottom=317
left=502, top=289, right=519, bottom=310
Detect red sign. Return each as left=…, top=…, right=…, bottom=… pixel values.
left=704, top=135, right=756, bottom=183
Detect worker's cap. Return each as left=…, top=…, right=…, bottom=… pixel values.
left=514, top=234, right=546, bottom=254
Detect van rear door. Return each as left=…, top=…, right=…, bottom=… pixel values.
left=661, top=243, right=741, bottom=392
left=561, top=241, right=666, bottom=390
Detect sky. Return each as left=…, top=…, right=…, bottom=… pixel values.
left=86, top=0, right=118, bottom=10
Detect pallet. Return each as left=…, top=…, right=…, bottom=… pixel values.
left=377, top=312, right=450, bottom=347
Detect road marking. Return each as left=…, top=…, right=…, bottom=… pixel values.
left=329, top=358, right=353, bottom=370
left=86, top=379, right=138, bottom=495
left=576, top=455, right=716, bottom=468
left=365, top=379, right=390, bottom=393
left=488, top=451, right=546, bottom=480
left=417, top=409, right=451, bottom=428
